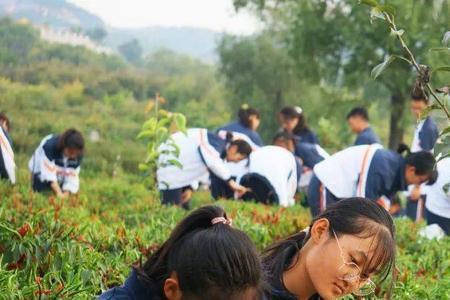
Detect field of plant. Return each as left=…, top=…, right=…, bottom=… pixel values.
left=0, top=171, right=449, bottom=299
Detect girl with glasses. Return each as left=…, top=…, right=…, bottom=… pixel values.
left=262, top=197, right=396, bottom=300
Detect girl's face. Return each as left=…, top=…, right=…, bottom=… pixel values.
left=404, top=165, right=430, bottom=185
left=63, top=147, right=82, bottom=160
left=279, top=115, right=298, bottom=132
left=226, top=145, right=247, bottom=162
left=285, top=220, right=382, bottom=300
left=249, top=115, right=261, bottom=131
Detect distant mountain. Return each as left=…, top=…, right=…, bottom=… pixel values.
left=0, top=0, right=104, bottom=29
left=0, top=0, right=220, bottom=62
left=105, top=26, right=220, bottom=63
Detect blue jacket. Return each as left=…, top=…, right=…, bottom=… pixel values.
left=294, top=130, right=320, bottom=145
left=294, top=142, right=325, bottom=169
left=418, top=116, right=439, bottom=151
left=217, top=121, right=264, bottom=147
left=98, top=269, right=160, bottom=300
left=365, top=149, right=406, bottom=200
left=218, top=121, right=264, bottom=146
left=354, top=127, right=380, bottom=146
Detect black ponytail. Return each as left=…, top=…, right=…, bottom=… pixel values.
left=262, top=198, right=396, bottom=296
left=238, top=104, right=260, bottom=129
left=397, top=143, right=411, bottom=156
left=138, top=205, right=262, bottom=299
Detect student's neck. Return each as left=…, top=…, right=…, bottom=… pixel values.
left=358, top=123, right=370, bottom=133
left=282, top=250, right=316, bottom=300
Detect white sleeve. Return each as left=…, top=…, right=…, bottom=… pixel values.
left=39, top=155, right=58, bottom=183
left=198, top=144, right=231, bottom=182
left=62, top=167, right=80, bottom=193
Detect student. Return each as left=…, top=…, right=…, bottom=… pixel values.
left=308, top=144, right=436, bottom=217
left=239, top=143, right=300, bottom=207
left=262, top=198, right=395, bottom=300
left=273, top=132, right=328, bottom=190
left=98, top=205, right=262, bottom=300
left=346, top=107, right=381, bottom=146
left=424, top=158, right=450, bottom=235
left=157, top=128, right=251, bottom=208
left=410, top=88, right=439, bottom=152
left=406, top=87, right=440, bottom=221
left=29, top=129, right=84, bottom=198
left=217, top=104, right=263, bottom=148
left=279, top=106, right=320, bottom=145
left=0, top=112, right=15, bottom=184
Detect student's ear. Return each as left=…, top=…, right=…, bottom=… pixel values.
left=310, top=218, right=330, bottom=245
left=163, top=272, right=182, bottom=300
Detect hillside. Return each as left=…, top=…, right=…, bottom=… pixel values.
left=0, top=0, right=104, bottom=29
left=0, top=0, right=220, bottom=62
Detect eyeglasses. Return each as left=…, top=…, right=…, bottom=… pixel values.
left=332, top=229, right=376, bottom=297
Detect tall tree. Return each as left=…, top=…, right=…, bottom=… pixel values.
left=233, top=0, right=449, bottom=149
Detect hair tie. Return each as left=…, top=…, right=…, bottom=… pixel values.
left=241, top=103, right=249, bottom=110
left=294, top=106, right=303, bottom=114
left=211, top=217, right=233, bottom=226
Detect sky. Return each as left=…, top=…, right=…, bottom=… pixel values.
left=69, top=0, right=260, bottom=35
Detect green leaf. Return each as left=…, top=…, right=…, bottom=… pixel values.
left=429, top=47, right=450, bottom=52
left=378, top=4, right=396, bottom=17
left=142, top=118, right=157, bottom=131
left=136, top=130, right=154, bottom=140
left=440, top=126, right=450, bottom=137
left=371, top=56, right=396, bottom=79
left=173, top=114, right=186, bottom=132
left=167, top=159, right=183, bottom=169
left=359, top=0, right=379, bottom=7
left=370, top=7, right=385, bottom=20
left=434, top=66, right=450, bottom=73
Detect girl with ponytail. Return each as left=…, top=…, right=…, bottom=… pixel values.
left=278, top=106, right=320, bottom=145
left=99, top=205, right=262, bottom=300
left=263, top=197, right=396, bottom=300
left=217, top=104, right=264, bottom=148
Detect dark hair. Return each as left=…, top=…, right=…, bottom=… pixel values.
left=238, top=105, right=260, bottom=128
left=347, top=107, right=369, bottom=121
left=138, top=205, right=262, bottom=299
left=262, top=198, right=396, bottom=297
left=411, top=85, right=429, bottom=104
left=397, top=144, right=437, bottom=184
left=0, top=112, right=10, bottom=131
left=229, top=139, right=252, bottom=157
left=272, top=131, right=296, bottom=145
left=57, top=129, right=85, bottom=152
left=279, top=106, right=311, bottom=135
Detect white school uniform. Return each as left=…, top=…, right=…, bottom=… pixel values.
left=247, top=146, right=298, bottom=207
left=0, top=128, right=15, bottom=184
left=28, top=135, right=81, bottom=193
left=157, top=128, right=232, bottom=190
left=313, top=144, right=383, bottom=198
left=425, top=158, right=450, bottom=219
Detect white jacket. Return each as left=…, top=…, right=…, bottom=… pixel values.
left=425, top=158, right=450, bottom=218
left=0, top=128, right=15, bottom=184
left=247, top=146, right=298, bottom=207
left=313, top=144, right=383, bottom=198
left=157, top=128, right=231, bottom=190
